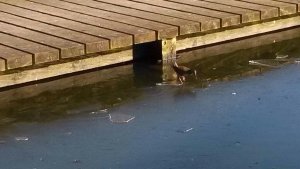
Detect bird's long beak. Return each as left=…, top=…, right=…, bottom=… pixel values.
left=194, top=70, right=198, bottom=80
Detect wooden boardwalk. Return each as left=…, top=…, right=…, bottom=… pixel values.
left=0, top=0, right=300, bottom=88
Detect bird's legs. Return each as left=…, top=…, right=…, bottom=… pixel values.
left=173, top=61, right=179, bottom=68
left=194, top=70, right=198, bottom=80
left=178, top=76, right=185, bottom=85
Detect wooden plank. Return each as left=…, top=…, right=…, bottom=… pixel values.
left=0, top=45, right=32, bottom=70
left=167, top=0, right=260, bottom=23
left=129, top=0, right=241, bottom=27
left=0, top=12, right=110, bottom=54
left=273, top=0, right=300, bottom=12
left=0, top=1, right=156, bottom=45
left=0, top=3, right=132, bottom=49
left=179, top=26, right=300, bottom=64
left=0, top=52, right=6, bottom=71
left=0, top=49, right=133, bottom=88
left=96, top=0, right=220, bottom=32
left=24, top=0, right=178, bottom=39
left=177, top=15, right=300, bottom=51
left=0, top=22, right=85, bottom=59
left=0, top=33, right=59, bottom=64
left=240, top=0, right=297, bottom=16
left=204, top=0, right=279, bottom=20
left=62, top=0, right=200, bottom=35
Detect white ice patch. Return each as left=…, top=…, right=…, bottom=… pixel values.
left=109, top=113, right=135, bottom=124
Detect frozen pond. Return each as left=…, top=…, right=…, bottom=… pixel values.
left=0, top=28, right=300, bottom=169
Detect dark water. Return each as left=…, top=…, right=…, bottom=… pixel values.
left=0, top=28, right=300, bottom=169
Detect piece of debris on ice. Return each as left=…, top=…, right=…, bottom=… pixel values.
left=249, top=60, right=278, bottom=68
left=235, top=141, right=241, bottom=146
left=100, top=109, right=108, bottom=113
left=295, top=59, right=300, bottom=64
left=65, top=132, right=72, bottom=136
left=90, top=109, right=111, bottom=119
left=156, top=82, right=183, bottom=86
left=15, top=137, right=29, bottom=141
left=109, top=113, right=135, bottom=123
left=275, top=54, right=289, bottom=59
left=177, top=128, right=194, bottom=133
left=90, top=109, right=109, bottom=115
left=232, top=92, right=237, bottom=95
left=73, top=159, right=81, bottom=164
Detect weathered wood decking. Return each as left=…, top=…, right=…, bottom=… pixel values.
left=0, top=0, right=300, bottom=88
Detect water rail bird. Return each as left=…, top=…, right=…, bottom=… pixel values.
left=172, top=61, right=197, bottom=84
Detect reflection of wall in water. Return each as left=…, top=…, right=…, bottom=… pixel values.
left=0, top=65, right=141, bottom=123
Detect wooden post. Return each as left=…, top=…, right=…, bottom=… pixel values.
left=162, top=38, right=177, bottom=62
left=161, top=38, right=177, bottom=81
left=162, top=61, right=177, bottom=81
